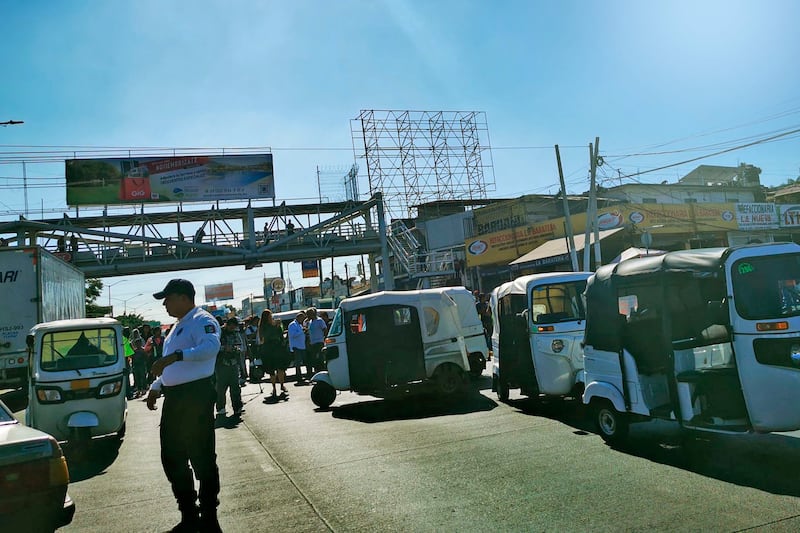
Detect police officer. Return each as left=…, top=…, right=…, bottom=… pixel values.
left=146, top=279, right=222, bottom=533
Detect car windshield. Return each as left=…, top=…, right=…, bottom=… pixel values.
left=40, top=327, right=119, bottom=372
left=732, top=253, right=800, bottom=319
left=530, top=280, right=587, bottom=324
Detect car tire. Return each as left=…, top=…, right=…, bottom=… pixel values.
left=434, top=363, right=466, bottom=396
left=468, top=353, right=485, bottom=378
left=311, top=382, right=336, bottom=409
left=594, top=401, right=629, bottom=445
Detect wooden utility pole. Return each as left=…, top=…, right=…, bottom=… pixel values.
left=556, top=145, right=579, bottom=272
left=591, top=137, right=602, bottom=267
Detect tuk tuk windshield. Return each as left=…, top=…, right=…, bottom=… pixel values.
left=328, top=308, right=343, bottom=337
left=39, top=328, right=119, bottom=372
left=530, top=280, right=587, bottom=324
left=732, top=253, right=800, bottom=319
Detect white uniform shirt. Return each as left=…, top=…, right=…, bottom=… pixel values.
left=149, top=306, right=221, bottom=391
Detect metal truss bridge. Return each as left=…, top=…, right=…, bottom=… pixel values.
left=0, top=194, right=392, bottom=287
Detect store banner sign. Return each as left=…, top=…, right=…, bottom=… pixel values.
left=66, top=153, right=274, bottom=206
left=736, top=203, right=778, bottom=230
left=779, top=205, right=800, bottom=228
left=204, top=283, right=234, bottom=302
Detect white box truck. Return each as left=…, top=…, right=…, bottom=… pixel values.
left=0, top=247, right=85, bottom=388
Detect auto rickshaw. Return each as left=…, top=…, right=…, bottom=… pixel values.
left=25, top=318, right=127, bottom=444
left=310, top=289, right=472, bottom=409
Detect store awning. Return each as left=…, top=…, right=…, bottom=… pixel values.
left=510, top=227, right=625, bottom=268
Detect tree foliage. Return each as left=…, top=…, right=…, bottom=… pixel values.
left=115, top=313, right=145, bottom=331
left=86, top=278, right=103, bottom=305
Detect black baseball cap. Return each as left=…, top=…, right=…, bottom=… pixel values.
left=153, top=279, right=196, bottom=299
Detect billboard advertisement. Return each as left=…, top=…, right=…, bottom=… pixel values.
left=204, top=283, right=234, bottom=302
left=65, top=153, right=274, bottom=206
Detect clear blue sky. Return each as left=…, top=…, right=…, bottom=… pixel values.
left=2, top=0, right=800, bottom=322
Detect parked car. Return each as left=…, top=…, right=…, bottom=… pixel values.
left=0, top=399, right=75, bottom=531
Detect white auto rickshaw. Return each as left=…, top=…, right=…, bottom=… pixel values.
left=310, top=289, right=471, bottom=409
left=490, top=272, right=592, bottom=402
left=583, top=243, right=800, bottom=445
left=26, top=318, right=127, bottom=444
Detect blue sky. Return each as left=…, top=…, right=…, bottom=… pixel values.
left=2, top=0, right=800, bottom=321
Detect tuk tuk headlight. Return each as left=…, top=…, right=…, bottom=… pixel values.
left=98, top=379, right=123, bottom=398
left=551, top=339, right=565, bottom=353
left=36, top=387, right=63, bottom=403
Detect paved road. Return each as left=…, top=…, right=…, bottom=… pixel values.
left=11, top=370, right=800, bottom=532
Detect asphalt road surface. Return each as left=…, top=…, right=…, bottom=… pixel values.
left=9, top=369, right=800, bottom=532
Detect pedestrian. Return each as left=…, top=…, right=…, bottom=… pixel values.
left=144, top=326, right=165, bottom=384
left=258, top=309, right=289, bottom=398
left=288, top=311, right=308, bottom=384
left=130, top=329, right=148, bottom=398
left=216, top=317, right=245, bottom=417
left=122, top=326, right=135, bottom=400
left=236, top=319, right=249, bottom=385
left=479, top=294, right=494, bottom=350
left=146, top=279, right=222, bottom=533
left=304, top=308, right=328, bottom=377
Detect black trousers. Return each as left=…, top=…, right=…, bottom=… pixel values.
left=160, top=377, right=220, bottom=512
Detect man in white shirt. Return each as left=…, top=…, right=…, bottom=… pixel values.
left=287, top=311, right=308, bottom=384
left=146, top=279, right=222, bottom=533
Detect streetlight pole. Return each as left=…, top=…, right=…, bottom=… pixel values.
left=107, top=279, right=128, bottom=307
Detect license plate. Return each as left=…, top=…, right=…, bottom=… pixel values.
left=71, top=379, right=90, bottom=390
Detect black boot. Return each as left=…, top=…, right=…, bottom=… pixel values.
left=171, top=503, right=200, bottom=532
left=199, top=505, right=222, bottom=533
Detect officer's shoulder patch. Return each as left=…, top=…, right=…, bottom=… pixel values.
left=205, top=325, right=216, bottom=333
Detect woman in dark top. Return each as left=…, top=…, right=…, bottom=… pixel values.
left=258, top=309, right=290, bottom=398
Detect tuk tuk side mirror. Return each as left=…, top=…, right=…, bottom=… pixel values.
left=26, top=334, right=34, bottom=349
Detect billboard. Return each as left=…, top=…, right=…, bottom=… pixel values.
left=65, top=153, right=274, bottom=206
left=204, top=283, right=234, bottom=302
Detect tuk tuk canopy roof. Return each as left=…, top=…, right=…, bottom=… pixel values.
left=338, top=289, right=465, bottom=343
left=494, top=271, right=594, bottom=301
left=29, top=317, right=121, bottom=334
left=585, top=247, right=728, bottom=352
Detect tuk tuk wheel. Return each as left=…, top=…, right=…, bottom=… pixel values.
left=311, top=382, right=336, bottom=409
left=434, top=364, right=466, bottom=396
left=594, top=401, right=629, bottom=444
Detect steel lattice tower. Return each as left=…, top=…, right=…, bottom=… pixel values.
left=351, top=110, right=495, bottom=219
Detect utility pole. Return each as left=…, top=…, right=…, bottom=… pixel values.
left=556, top=146, right=579, bottom=272
left=591, top=137, right=602, bottom=268
left=583, top=142, right=595, bottom=272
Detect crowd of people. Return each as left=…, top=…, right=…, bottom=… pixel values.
left=122, top=306, right=333, bottom=407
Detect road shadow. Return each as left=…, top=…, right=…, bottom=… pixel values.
left=65, top=436, right=122, bottom=482
left=331, top=390, right=498, bottom=423
left=215, top=413, right=243, bottom=429
left=507, top=396, right=800, bottom=497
